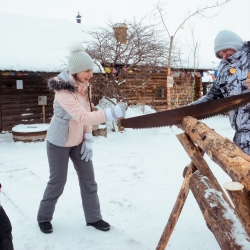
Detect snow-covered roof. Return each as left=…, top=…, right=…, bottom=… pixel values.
left=0, top=12, right=218, bottom=73
left=0, top=12, right=104, bottom=73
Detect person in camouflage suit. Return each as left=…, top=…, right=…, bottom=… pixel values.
left=191, top=30, right=250, bottom=154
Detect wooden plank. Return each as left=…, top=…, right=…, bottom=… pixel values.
left=1, top=93, right=51, bottom=98
left=1, top=102, right=53, bottom=109
left=2, top=112, right=53, bottom=121
left=1, top=95, right=54, bottom=103
left=2, top=107, right=53, bottom=116
left=0, top=80, right=49, bottom=85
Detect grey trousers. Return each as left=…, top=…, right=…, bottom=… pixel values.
left=37, top=141, right=102, bottom=223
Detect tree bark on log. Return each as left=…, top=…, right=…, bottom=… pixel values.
left=180, top=116, right=250, bottom=193
left=190, top=172, right=250, bottom=250
left=224, top=182, right=250, bottom=237
left=156, top=162, right=196, bottom=250
left=176, top=132, right=232, bottom=207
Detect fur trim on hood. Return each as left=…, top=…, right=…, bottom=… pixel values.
left=48, top=70, right=76, bottom=92
left=48, top=78, right=76, bottom=92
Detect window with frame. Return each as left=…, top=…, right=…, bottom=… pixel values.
left=155, top=87, right=166, bottom=100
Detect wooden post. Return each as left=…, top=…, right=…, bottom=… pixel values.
left=156, top=162, right=196, bottom=250
left=224, top=182, right=250, bottom=237
left=38, top=96, right=47, bottom=123
left=190, top=172, right=250, bottom=250
left=42, top=105, right=45, bottom=123
left=176, top=132, right=233, bottom=207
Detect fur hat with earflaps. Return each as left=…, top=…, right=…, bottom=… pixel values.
left=214, top=30, right=244, bottom=59
left=67, top=42, right=94, bottom=74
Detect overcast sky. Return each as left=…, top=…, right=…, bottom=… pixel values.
left=0, top=0, right=249, bottom=67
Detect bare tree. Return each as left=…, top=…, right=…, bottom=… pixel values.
left=151, top=0, right=231, bottom=108
left=84, top=19, right=177, bottom=105
left=185, top=23, right=202, bottom=101
left=153, top=0, right=231, bottom=72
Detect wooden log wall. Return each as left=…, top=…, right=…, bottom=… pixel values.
left=0, top=72, right=57, bottom=132
left=117, top=72, right=202, bottom=111
left=0, top=71, right=204, bottom=132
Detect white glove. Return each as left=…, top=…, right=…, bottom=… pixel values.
left=105, top=103, right=126, bottom=122
left=81, top=133, right=93, bottom=162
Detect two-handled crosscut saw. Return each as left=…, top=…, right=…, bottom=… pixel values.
left=120, top=92, right=250, bottom=129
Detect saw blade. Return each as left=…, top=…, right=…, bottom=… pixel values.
left=120, top=92, right=250, bottom=129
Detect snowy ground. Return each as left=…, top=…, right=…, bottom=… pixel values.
left=0, top=109, right=241, bottom=250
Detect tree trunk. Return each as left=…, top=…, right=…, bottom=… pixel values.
left=190, top=172, right=250, bottom=250
left=156, top=162, right=196, bottom=250
left=176, top=132, right=232, bottom=207
left=180, top=116, right=250, bottom=193
left=166, top=35, right=174, bottom=110
left=224, top=182, right=250, bottom=237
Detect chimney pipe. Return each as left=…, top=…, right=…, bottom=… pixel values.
left=76, top=12, right=82, bottom=24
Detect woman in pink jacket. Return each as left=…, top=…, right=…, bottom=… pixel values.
left=37, top=43, right=126, bottom=234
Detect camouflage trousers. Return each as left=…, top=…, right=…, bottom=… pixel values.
left=233, top=129, right=250, bottom=155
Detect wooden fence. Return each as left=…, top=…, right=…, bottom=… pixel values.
left=156, top=116, right=250, bottom=250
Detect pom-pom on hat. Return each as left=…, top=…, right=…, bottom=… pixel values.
left=214, top=30, right=244, bottom=59
left=67, top=42, right=94, bottom=74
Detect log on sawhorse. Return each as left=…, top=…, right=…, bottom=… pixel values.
left=156, top=116, right=250, bottom=250
left=190, top=171, right=250, bottom=250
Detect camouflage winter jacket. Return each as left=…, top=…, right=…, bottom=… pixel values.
left=192, top=42, right=250, bottom=132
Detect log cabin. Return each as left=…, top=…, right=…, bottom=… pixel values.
left=0, top=12, right=217, bottom=132
left=0, top=13, right=102, bottom=132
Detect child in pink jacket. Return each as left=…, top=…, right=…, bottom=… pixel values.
left=37, top=42, right=126, bottom=234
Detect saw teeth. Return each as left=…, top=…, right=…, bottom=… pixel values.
left=121, top=92, right=250, bottom=129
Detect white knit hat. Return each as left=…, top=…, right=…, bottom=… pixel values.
left=67, top=42, right=94, bottom=74
left=214, top=30, right=244, bottom=59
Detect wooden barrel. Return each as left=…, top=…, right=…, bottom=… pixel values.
left=12, top=124, right=49, bottom=142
